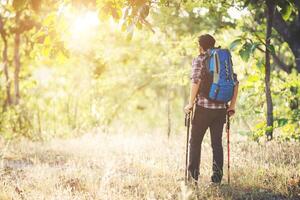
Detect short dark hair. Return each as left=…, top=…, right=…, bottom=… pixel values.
left=198, top=34, right=216, bottom=51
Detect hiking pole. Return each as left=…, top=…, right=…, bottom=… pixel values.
left=184, top=110, right=192, bottom=184
left=226, top=111, right=230, bottom=185
left=226, top=109, right=235, bottom=185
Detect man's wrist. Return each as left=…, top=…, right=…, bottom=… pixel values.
left=228, top=104, right=235, bottom=109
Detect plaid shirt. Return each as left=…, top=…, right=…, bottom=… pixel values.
left=191, top=52, right=238, bottom=109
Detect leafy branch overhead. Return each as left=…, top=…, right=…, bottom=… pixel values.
left=96, top=0, right=153, bottom=40
left=12, top=0, right=42, bottom=12
left=92, top=0, right=300, bottom=73
left=240, top=0, right=300, bottom=73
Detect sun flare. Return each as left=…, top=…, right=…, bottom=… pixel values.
left=69, top=11, right=99, bottom=38
left=61, top=8, right=100, bottom=51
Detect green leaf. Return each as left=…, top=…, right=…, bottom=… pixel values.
left=247, top=74, right=260, bottom=82
left=276, top=118, right=288, bottom=127
left=160, top=0, right=167, bottom=5
left=136, top=21, right=143, bottom=29
left=30, top=0, right=41, bottom=12
left=43, top=13, right=56, bottom=26
left=267, top=44, right=275, bottom=54
left=239, top=50, right=250, bottom=62
left=255, top=31, right=265, bottom=40
left=229, top=38, right=242, bottom=51
left=42, top=47, right=50, bottom=57
left=13, top=0, right=27, bottom=11
left=266, top=126, right=273, bottom=132
left=121, top=21, right=127, bottom=31
left=112, top=9, right=122, bottom=20
left=255, top=58, right=264, bottom=69
left=239, top=42, right=252, bottom=62
left=254, top=110, right=263, bottom=114
left=281, top=2, right=292, bottom=21
left=250, top=42, right=261, bottom=54
left=44, top=36, right=51, bottom=46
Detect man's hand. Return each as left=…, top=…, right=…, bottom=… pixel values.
left=227, top=83, right=238, bottom=117
left=227, top=105, right=235, bottom=117
left=184, top=103, right=194, bottom=114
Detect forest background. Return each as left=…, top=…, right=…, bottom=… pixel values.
left=1, top=0, right=300, bottom=199
left=1, top=0, right=299, bottom=142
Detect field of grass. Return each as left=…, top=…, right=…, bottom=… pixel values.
left=0, top=130, right=299, bottom=200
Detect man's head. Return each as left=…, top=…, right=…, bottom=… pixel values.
left=198, top=34, right=216, bottom=53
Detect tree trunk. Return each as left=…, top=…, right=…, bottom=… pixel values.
left=0, top=16, right=12, bottom=107
left=290, top=42, right=300, bottom=73
left=272, top=5, right=300, bottom=73
left=14, top=11, right=21, bottom=105
left=290, top=1, right=300, bottom=73
left=167, top=90, right=171, bottom=138
left=2, top=35, right=12, bottom=107
left=265, top=0, right=274, bottom=140
left=295, top=51, right=300, bottom=73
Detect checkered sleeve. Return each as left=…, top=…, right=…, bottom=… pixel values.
left=233, top=73, right=239, bottom=85
left=191, top=57, right=205, bottom=84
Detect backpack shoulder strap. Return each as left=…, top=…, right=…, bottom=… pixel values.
left=227, top=49, right=235, bottom=81
left=212, top=50, right=220, bottom=83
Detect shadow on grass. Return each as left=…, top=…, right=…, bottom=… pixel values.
left=193, top=183, right=299, bottom=200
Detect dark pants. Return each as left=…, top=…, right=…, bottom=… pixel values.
left=188, top=106, right=226, bottom=182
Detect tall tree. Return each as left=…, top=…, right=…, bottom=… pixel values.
left=14, top=11, right=21, bottom=105
left=0, top=15, right=12, bottom=107
left=244, top=0, right=300, bottom=73
left=272, top=0, right=300, bottom=73
left=265, top=0, right=274, bottom=140
left=1, top=0, right=46, bottom=105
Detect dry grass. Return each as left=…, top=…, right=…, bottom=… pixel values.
left=0, top=131, right=299, bottom=200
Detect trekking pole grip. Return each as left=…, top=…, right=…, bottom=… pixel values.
left=185, top=112, right=190, bottom=127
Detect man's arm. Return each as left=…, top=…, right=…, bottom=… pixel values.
left=227, top=83, right=239, bottom=115
left=185, top=57, right=202, bottom=114
left=189, top=82, right=200, bottom=105
left=185, top=82, right=200, bottom=113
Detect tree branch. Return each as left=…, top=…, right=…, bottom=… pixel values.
left=294, top=1, right=300, bottom=28
left=256, top=46, right=292, bottom=73
left=253, top=30, right=292, bottom=73
left=271, top=52, right=292, bottom=73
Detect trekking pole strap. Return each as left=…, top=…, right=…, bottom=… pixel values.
left=225, top=104, right=231, bottom=184
left=185, top=112, right=190, bottom=184
left=184, top=108, right=194, bottom=184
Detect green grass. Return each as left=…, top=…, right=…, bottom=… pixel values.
left=0, top=131, right=299, bottom=199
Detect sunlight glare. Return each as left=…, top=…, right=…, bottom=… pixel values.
left=64, top=10, right=100, bottom=51
left=70, top=11, right=99, bottom=38
left=227, top=7, right=249, bottom=19
left=72, top=11, right=99, bottom=34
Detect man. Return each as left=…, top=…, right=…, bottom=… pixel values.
left=184, top=34, right=239, bottom=184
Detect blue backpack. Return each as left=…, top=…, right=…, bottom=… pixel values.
left=207, top=48, right=235, bottom=103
